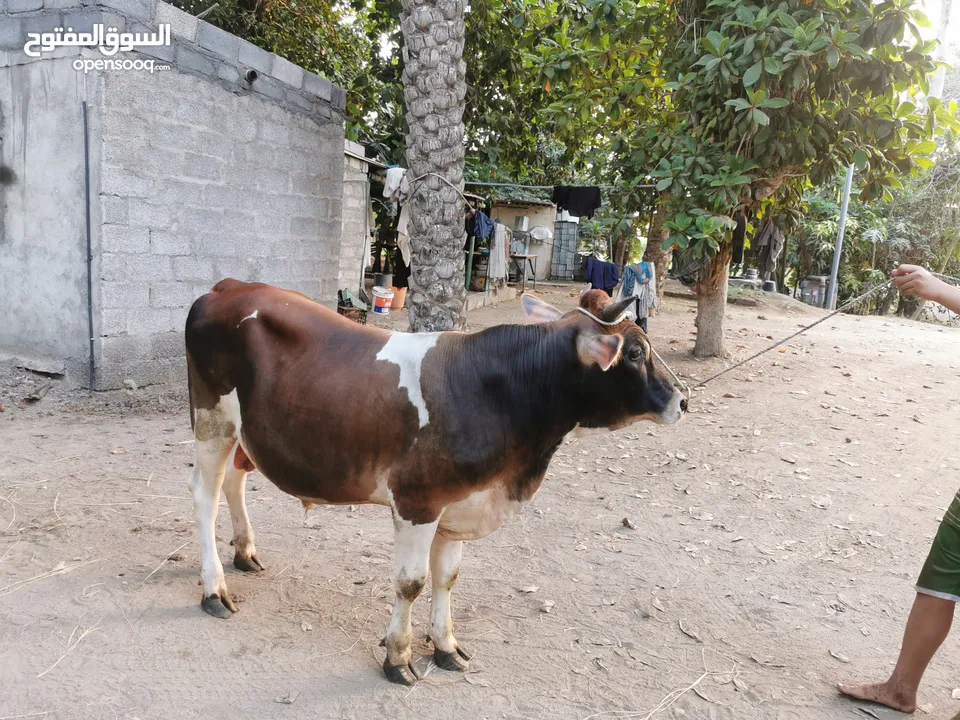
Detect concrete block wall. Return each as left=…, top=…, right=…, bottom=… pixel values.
left=0, top=0, right=351, bottom=389
left=339, top=140, right=369, bottom=294
left=96, top=68, right=345, bottom=387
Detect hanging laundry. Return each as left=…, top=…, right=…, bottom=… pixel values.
left=616, top=262, right=657, bottom=333
left=383, top=167, right=410, bottom=203
left=488, top=223, right=509, bottom=285
left=755, top=217, right=785, bottom=281
left=585, top=256, right=620, bottom=295
left=473, top=210, right=494, bottom=240
left=551, top=186, right=602, bottom=219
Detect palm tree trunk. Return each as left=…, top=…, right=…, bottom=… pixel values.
left=400, top=0, right=468, bottom=331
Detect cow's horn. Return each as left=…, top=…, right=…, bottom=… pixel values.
left=602, top=297, right=635, bottom=323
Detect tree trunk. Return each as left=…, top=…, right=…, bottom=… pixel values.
left=400, top=0, right=468, bottom=332
left=642, top=207, right=672, bottom=303
left=693, top=244, right=732, bottom=358
left=613, top=232, right=631, bottom=268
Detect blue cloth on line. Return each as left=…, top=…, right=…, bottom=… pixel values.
left=473, top=211, right=494, bottom=240
left=585, top=256, right=620, bottom=294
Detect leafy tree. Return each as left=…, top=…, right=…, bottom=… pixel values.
left=648, top=0, right=954, bottom=355
left=790, top=136, right=960, bottom=316
left=538, top=0, right=954, bottom=356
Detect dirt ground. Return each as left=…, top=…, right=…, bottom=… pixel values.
left=2, top=283, right=959, bottom=720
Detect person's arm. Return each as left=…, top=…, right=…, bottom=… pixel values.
left=892, top=265, right=960, bottom=315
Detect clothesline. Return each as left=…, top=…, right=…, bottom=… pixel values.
left=464, top=181, right=658, bottom=190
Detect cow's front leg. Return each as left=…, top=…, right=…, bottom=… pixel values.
left=429, top=533, right=472, bottom=672
left=383, top=514, right=439, bottom=685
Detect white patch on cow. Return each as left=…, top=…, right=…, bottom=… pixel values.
left=366, top=471, right=393, bottom=506
left=437, top=484, right=527, bottom=542
left=375, top=332, right=440, bottom=428
left=237, top=309, right=258, bottom=327
left=222, top=389, right=242, bottom=437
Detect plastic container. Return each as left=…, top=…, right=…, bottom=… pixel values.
left=372, top=286, right=395, bottom=314
left=390, top=286, right=407, bottom=310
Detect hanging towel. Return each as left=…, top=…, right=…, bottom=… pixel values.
left=488, top=223, right=509, bottom=282
left=473, top=210, right=494, bottom=240
left=551, top=186, right=602, bottom=219
left=384, top=167, right=409, bottom=202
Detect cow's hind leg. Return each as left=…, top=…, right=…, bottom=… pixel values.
left=429, top=533, right=471, bottom=672
left=223, top=444, right=264, bottom=573
left=382, top=514, right=440, bottom=685
left=188, top=436, right=236, bottom=619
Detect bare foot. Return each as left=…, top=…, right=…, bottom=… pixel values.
left=837, top=681, right=917, bottom=714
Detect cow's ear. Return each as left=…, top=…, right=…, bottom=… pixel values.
left=577, top=333, right=624, bottom=371
left=521, top=294, right=564, bottom=324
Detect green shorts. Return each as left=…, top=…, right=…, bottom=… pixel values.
left=916, top=493, right=960, bottom=603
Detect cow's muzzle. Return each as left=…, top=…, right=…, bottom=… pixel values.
left=656, top=391, right=685, bottom=425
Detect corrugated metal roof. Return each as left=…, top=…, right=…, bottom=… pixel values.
left=492, top=197, right=555, bottom=208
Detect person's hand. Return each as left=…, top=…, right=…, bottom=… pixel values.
left=892, top=265, right=945, bottom=303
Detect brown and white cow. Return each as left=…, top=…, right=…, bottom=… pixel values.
left=184, top=279, right=684, bottom=685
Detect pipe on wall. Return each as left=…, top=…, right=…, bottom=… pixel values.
left=82, top=101, right=95, bottom=391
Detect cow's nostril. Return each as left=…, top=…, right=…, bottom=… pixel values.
left=680, top=398, right=688, bottom=412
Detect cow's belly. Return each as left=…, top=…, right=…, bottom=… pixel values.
left=437, top=485, right=529, bottom=541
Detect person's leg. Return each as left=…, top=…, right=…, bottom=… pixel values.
left=638, top=316, right=648, bottom=333
left=839, top=515, right=960, bottom=713
left=838, top=592, right=954, bottom=713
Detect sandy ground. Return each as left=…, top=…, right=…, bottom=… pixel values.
left=1, top=283, right=959, bottom=720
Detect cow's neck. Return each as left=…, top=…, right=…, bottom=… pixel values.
left=466, top=322, right=594, bottom=455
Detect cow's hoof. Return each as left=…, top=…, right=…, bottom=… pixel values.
left=201, top=592, right=236, bottom=619
left=383, top=660, right=421, bottom=686
left=433, top=646, right=471, bottom=672
left=233, top=553, right=265, bottom=573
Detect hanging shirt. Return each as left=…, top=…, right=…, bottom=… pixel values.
left=551, top=186, right=602, bottom=219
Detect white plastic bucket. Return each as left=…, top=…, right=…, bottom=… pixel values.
left=372, top=286, right=395, bottom=315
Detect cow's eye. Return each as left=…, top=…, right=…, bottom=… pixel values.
left=628, top=346, right=644, bottom=362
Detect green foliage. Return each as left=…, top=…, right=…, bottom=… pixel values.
left=187, top=0, right=958, bottom=299
left=790, top=136, right=960, bottom=310
left=539, top=0, right=956, bottom=265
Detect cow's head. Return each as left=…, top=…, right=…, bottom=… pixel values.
left=521, top=291, right=685, bottom=429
